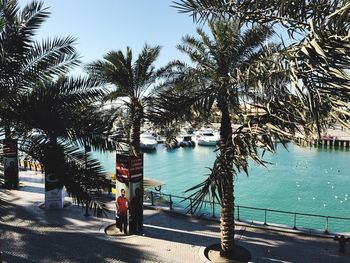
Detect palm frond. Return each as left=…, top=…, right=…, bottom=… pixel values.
left=172, top=0, right=342, bottom=31
left=19, top=0, right=49, bottom=37
left=134, top=44, right=161, bottom=97
left=23, top=36, right=80, bottom=79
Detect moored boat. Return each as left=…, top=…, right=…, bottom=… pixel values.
left=140, top=132, right=158, bottom=150
left=176, top=134, right=195, bottom=147
left=194, top=129, right=220, bottom=146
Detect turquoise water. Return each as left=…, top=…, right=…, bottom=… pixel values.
left=94, top=143, right=350, bottom=232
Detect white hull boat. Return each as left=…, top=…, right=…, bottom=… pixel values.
left=140, top=133, right=158, bottom=150
left=194, top=130, right=220, bottom=146
left=176, top=134, right=195, bottom=147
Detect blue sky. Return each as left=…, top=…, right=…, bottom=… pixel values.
left=18, top=0, right=202, bottom=74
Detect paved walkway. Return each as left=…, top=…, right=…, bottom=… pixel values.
left=0, top=171, right=349, bottom=262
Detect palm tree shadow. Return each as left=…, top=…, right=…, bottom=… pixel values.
left=235, top=227, right=349, bottom=262
left=1, top=201, right=159, bottom=263
left=142, top=209, right=220, bottom=247
left=1, top=224, right=159, bottom=263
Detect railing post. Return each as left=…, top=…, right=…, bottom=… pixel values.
left=169, top=195, right=173, bottom=210
left=237, top=205, right=240, bottom=221
left=264, top=209, right=267, bottom=225
left=324, top=216, right=329, bottom=234
left=151, top=191, right=154, bottom=206
left=189, top=198, right=193, bottom=214
left=293, top=213, right=297, bottom=230
left=212, top=199, right=215, bottom=218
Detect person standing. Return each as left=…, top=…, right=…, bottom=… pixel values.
left=5, top=161, right=18, bottom=189
left=130, top=188, right=143, bottom=234
left=116, top=189, right=128, bottom=234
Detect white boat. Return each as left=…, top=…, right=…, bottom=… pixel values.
left=140, top=132, right=158, bottom=150
left=176, top=134, right=195, bottom=147
left=194, top=130, right=220, bottom=146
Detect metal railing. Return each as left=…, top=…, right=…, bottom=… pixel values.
left=144, top=190, right=350, bottom=234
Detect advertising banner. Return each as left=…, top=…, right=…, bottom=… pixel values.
left=44, top=146, right=65, bottom=209
left=2, top=139, right=18, bottom=189
left=115, top=153, right=143, bottom=234
left=45, top=187, right=64, bottom=209
left=129, top=157, right=143, bottom=182
left=116, top=154, right=130, bottom=183
left=129, top=180, right=143, bottom=234
left=116, top=154, right=143, bottom=183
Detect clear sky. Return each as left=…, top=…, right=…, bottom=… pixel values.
left=18, top=0, right=202, bottom=74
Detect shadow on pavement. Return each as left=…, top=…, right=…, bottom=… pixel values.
left=1, top=223, right=158, bottom=263
left=1, top=201, right=159, bottom=263
left=236, top=226, right=349, bottom=262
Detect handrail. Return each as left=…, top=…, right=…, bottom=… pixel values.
left=145, top=190, right=350, bottom=233
left=236, top=204, right=350, bottom=221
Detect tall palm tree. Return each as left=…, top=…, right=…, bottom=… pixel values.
left=85, top=44, right=162, bottom=156
left=0, top=0, right=79, bottom=188
left=5, top=75, right=114, bottom=209
left=0, top=0, right=79, bottom=112
left=150, top=20, right=307, bottom=258
left=173, top=0, right=350, bottom=131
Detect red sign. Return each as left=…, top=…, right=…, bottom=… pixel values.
left=116, top=154, right=143, bottom=183
left=2, top=139, right=17, bottom=157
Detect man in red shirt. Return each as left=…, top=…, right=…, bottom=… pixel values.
left=116, top=189, right=128, bottom=234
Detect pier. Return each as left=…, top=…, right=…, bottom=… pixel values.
left=295, top=127, right=350, bottom=149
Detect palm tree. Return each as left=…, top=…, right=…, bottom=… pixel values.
left=0, top=0, right=79, bottom=188
left=5, top=75, right=115, bottom=209
left=0, top=0, right=79, bottom=113
left=85, top=44, right=162, bottom=156
left=173, top=0, right=350, bottom=131
left=149, top=20, right=308, bottom=258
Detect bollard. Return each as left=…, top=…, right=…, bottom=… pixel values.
left=264, top=209, right=267, bottom=225
left=333, top=235, right=350, bottom=253
left=237, top=206, right=241, bottom=221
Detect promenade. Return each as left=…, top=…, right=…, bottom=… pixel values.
left=0, top=171, right=349, bottom=262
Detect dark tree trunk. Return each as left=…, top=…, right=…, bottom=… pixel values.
left=220, top=174, right=235, bottom=256
left=220, top=101, right=233, bottom=145
left=129, top=98, right=143, bottom=156
left=217, top=94, right=235, bottom=257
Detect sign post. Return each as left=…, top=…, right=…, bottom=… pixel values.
left=116, top=153, right=143, bottom=235
left=44, top=146, right=64, bottom=209
left=2, top=139, right=18, bottom=189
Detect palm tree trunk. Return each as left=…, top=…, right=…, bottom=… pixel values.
left=129, top=98, right=143, bottom=156
left=218, top=94, right=235, bottom=257
left=220, top=174, right=235, bottom=256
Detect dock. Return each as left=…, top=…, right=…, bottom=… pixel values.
left=295, top=127, right=350, bottom=149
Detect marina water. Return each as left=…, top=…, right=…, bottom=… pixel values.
left=94, top=143, right=350, bottom=232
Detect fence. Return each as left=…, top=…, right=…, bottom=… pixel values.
left=144, top=190, right=350, bottom=234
